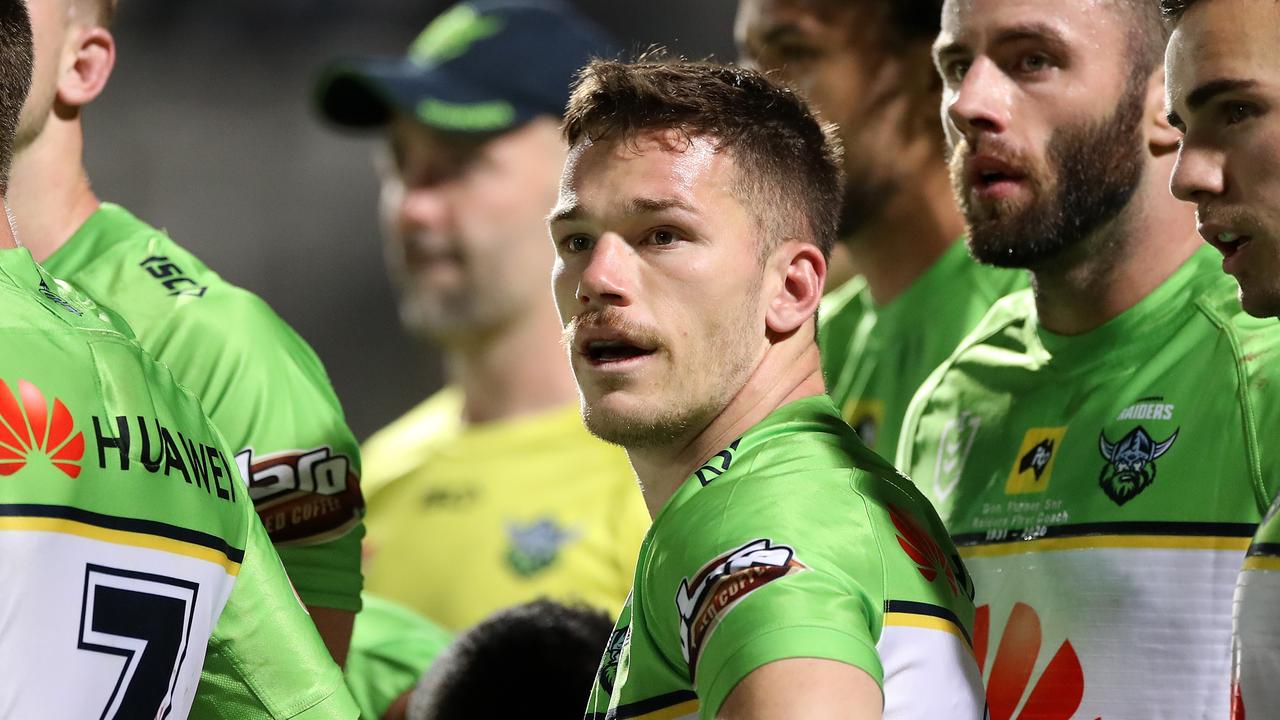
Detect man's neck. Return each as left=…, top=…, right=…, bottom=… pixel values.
left=843, top=159, right=965, bottom=305
left=1029, top=160, right=1200, bottom=336
left=627, top=329, right=826, bottom=518
left=8, top=117, right=100, bottom=263
left=443, top=305, right=580, bottom=427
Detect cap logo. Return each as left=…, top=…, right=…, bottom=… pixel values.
left=409, top=4, right=505, bottom=65
left=416, top=98, right=515, bottom=132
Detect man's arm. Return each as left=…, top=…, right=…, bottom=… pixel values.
left=717, top=659, right=882, bottom=720
left=309, top=606, right=355, bottom=667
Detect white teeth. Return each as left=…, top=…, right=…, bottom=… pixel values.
left=1219, top=232, right=1240, bottom=244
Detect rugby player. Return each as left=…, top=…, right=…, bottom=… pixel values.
left=314, top=0, right=649, bottom=634
left=1163, top=0, right=1280, bottom=714
left=897, top=0, right=1280, bottom=716
left=0, top=2, right=357, bottom=716
left=10, top=0, right=365, bottom=663
left=735, top=0, right=1024, bottom=455
left=553, top=59, right=984, bottom=720
left=345, top=594, right=452, bottom=720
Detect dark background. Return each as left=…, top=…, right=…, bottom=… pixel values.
left=84, top=1, right=739, bottom=439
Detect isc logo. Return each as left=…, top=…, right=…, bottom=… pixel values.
left=140, top=256, right=207, bottom=298
left=235, top=446, right=352, bottom=502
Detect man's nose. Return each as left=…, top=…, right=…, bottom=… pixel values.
left=577, top=234, right=633, bottom=308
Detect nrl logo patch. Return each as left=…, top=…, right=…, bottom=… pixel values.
left=504, top=517, right=580, bottom=577
left=675, top=539, right=806, bottom=674
left=1098, top=425, right=1179, bottom=506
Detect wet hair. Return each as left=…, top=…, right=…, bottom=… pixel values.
left=563, top=57, right=845, bottom=259
left=0, top=0, right=33, bottom=196
left=406, top=600, right=616, bottom=720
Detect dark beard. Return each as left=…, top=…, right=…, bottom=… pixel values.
left=836, top=171, right=897, bottom=239
left=953, top=73, right=1149, bottom=269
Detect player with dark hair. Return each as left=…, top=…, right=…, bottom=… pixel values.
left=897, top=0, right=1280, bottom=716
left=0, top=2, right=357, bottom=717
left=553, top=58, right=984, bottom=720
left=402, top=600, right=613, bottom=720
left=10, top=0, right=366, bottom=665
left=735, top=0, right=1024, bottom=456
left=1163, top=2, right=1280, bottom=715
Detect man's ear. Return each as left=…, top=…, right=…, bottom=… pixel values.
left=1146, top=66, right=1182, bottom=155
left=764, top=240, right=826, bottom=336
left=56, top=24, right=114, bottom=108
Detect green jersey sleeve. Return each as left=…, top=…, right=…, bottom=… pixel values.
left=44, top=204, right=366, bottom=612
left=193, top=514, right=360, bottom=720
left=344, top=594, right=453, bottom=720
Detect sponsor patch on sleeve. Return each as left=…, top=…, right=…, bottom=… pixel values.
left=674, top=538, right=807, bottom=675
left=235, top=446, right=364, bottom=546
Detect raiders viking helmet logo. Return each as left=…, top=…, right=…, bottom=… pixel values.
left=1098, top=426, right=1179, bottom=506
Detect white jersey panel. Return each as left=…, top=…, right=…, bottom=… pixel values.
left=878, top=623, right=987, bottom=720
left=0, top=530, right=237, bottom=720
left=968, top=545, right=1241, bottom=720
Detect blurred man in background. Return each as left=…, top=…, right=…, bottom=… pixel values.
left=898, top=0, right=1280, bottom=716
left=1164, top=0, right=1280, bottom=714
left=736, top=0, right=1023, bottom=455
left=10, top=0, right=365, bottom=663
left=315, top=0, right=647, bottom=632
left=0, top=4, right=357, bottom=716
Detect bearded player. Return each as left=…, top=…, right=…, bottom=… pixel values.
left=553, top=59, right=984, bottom=720
left=735, top=0, right=1023, bottom=455
left=0, top=2, right=357, bottom=716
left=896, top=0, right=1280, bottom=716
left=1163, top=1, right=1280, bottom=715
left=10, top=0, right=364, bottom=662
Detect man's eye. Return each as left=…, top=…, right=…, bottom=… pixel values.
left=648, top=229, right=679, bottom=246
left=564, top=235, right=593, bottom=253
left=1225, top=101, right=1257, bottom=126
left=943, top=60, right=971, bottom=83
left=1016, top=53, right=1050, bottom=74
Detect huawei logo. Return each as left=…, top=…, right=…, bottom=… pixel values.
left=0, top=379, right=85, bottom=479
left=974, top=602, right=1086, bottom=720
left=890, top=504, right=960, bottom=595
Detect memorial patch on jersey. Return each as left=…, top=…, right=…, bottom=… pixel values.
left=1098, top=426, right=1179, bottom=506
left=236, top=446, right=363, bottom=544
left=675, top=538, right=807, bottom=671
left=1005, top=427, right=1066, bottom=495
left=0, top=379, right=85, bottom=479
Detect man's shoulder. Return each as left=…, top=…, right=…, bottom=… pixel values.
left=361, top=389, right=464, bottom=497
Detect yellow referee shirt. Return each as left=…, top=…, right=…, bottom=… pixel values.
left=360, top=388, right=649, bottom=630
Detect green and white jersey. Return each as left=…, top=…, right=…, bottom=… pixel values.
left=42, top=203, right=365, bottom=612
left=345, top=594, right=452, bottom=720
left=897, top=247, right=1280, bottom=719
left=584, top=396, right=984, bottom=720
left=1234, top=494, right=1280, bottom=718
left=820, top=240, right=1024, bottom=455
left=0, top=248, right=357, bottom=719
